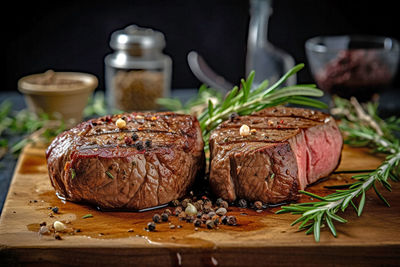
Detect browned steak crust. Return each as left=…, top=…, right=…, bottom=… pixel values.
left=46, top=112, right=204, bottom=210
left=209, top=106, right=343, bottom=203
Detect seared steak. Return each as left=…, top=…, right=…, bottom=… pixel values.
left=46, top=112, right=204, bottom=210
left=209, top=106, right=343, bottom=204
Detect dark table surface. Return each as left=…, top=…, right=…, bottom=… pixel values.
left=0, top=88, right=399, bottom=215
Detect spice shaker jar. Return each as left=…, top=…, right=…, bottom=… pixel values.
left=105, top=25, right=172, bottom=111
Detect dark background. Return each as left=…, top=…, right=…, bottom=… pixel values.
left=3, top=0, right=400, bottom=92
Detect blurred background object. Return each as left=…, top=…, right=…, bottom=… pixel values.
left=2, top=0, right=400, bottom=113
left=306, top=35, right=399, bottom=101
left=18, top=71, right=98, bottom=125
left=105, top=25, right=172, bottom=111
left=246, top=0, right=295, bottom=87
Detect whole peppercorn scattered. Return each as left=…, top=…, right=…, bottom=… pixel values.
left=215, top=198, right=224, bottom=207
left=220, top=200, right=229, bottom=209
left=135, top=140, right=144, bottom=151
left=152, top=214, right=161, bottom=223
left=116, top=118, right=127, bottom=129
left=181, top=198, right=191, bottom=208
left=254, top=201, right=263, bottom=210
left=216, top=207, right=227, bottom=216
left=164, top=209, right=172, bottom=216
left=213, top=216, right=220, bottom=226
left=185, top=203, right=198, bottom=216
left=132, top=133, right=139, bottom=141
left=178, top=211, right=187, bottom=220
left=51, top=207, right=59, bottom=214
left=145, top=139, right=152, bottom=148
left=227, top=216, right=237, bottom=226
left=201, top=214, right=210, bottom=223
left=185, top=215, right=195, bottom=223
left=208, top=211, right=216, bottom=218
left=174, top=206, right=183, bottom=216
left=229, top=112, right=239, bottom=122
left=161, top=213, right=169, bottom=222
left=147, top=222, right=156, bottom=231
left=203, top=197, right=212, bottom=205
left=221, top=215, right=228, bottom=225
left=193, top=201, right=203, bottom=211
left=238, top=199, right=247, bottom=208
left=203, top=202, right=213, bottom=213
left=206, top=220, right=215, bottom=229
left=171, top=199, right=180, bottom=207
left=193, top=218, right=202, bottom=227
left=124, top=136, right=134, bottom=145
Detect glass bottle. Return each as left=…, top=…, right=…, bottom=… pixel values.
left=246, top=0, right=295, bottom=87
left=105, top=25, right=172, bottom=112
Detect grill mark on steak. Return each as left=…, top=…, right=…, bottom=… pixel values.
left=85, top=129, right=178, bottom=137
left=209, top=106, right=343, bottom=204
left=46, top=111, right=204, bottom=210
left=249, top=113, right=325, bottom=123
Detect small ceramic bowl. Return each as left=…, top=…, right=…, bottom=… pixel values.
left=18, top=71, right=98, bottom=126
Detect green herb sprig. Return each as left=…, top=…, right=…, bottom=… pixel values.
left=158, top=64, right=327, bottom=150
left=277, top=96, right=400, bottom=242
left=0, top=101, right=65, bottom=154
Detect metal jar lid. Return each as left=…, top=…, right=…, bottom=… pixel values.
left=109, top=25, right=166, bottom=53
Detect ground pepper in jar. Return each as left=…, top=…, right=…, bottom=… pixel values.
left=113, top=70, right=164, bottom=111
left=105, top=25, right=172, bottom=112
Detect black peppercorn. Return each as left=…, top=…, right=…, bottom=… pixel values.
left=174, top=206, right=183, bottom=216
left=51, top=207, right=59, bottom=214
left=124, top=136, right=134, bottom=145
left=147, top=222, right=156, bottom=231
left=135, top=140, right=144, bottom=151
left=171, top=199, right=180, bottom=206
left=132, top=133, right=139, bottom=141
left=227, top=216, right=237, bottom=226
left=161, top=213, right=169, bottom=222
left=185, top=215, right=195, bottom=223
left=193, top=218, right=202, bottom=227
left=215, top=198, right=224, bottom=207
left=164, top=209, right=172, bottom=216
left=206, top=220, right=215, bottom=229
left=229, top=112, right=239, bottom=122
left=145, top=139, right=152, bottom=148
left=221, top=215, right=228, bottom=225
left=201, top=214, right=210, bottom=223
left=152, top=214, right=161, bottom=223
left=238, top=199, right=247, bottom=208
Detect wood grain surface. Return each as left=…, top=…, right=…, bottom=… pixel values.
left=0, top=142, right=399, bottom=266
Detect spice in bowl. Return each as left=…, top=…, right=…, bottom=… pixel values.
left=17, top=70, right=98, bottom=126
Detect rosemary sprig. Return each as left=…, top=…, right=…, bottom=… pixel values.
left=277, top=96, right=400, bottom=242
left=0, top=101, right=66, bottom=154
left=158, top=64, right=327, bottom=149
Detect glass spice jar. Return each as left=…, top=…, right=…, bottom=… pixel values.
left=105, top=25, right=172, bottom=111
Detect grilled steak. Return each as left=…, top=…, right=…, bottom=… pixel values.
left=209, top=106, right=343, bottom=204
left=46, top=112, right=204, bottom=210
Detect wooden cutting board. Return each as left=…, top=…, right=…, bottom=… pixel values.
left=0, top=142, right=399, bottom=266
